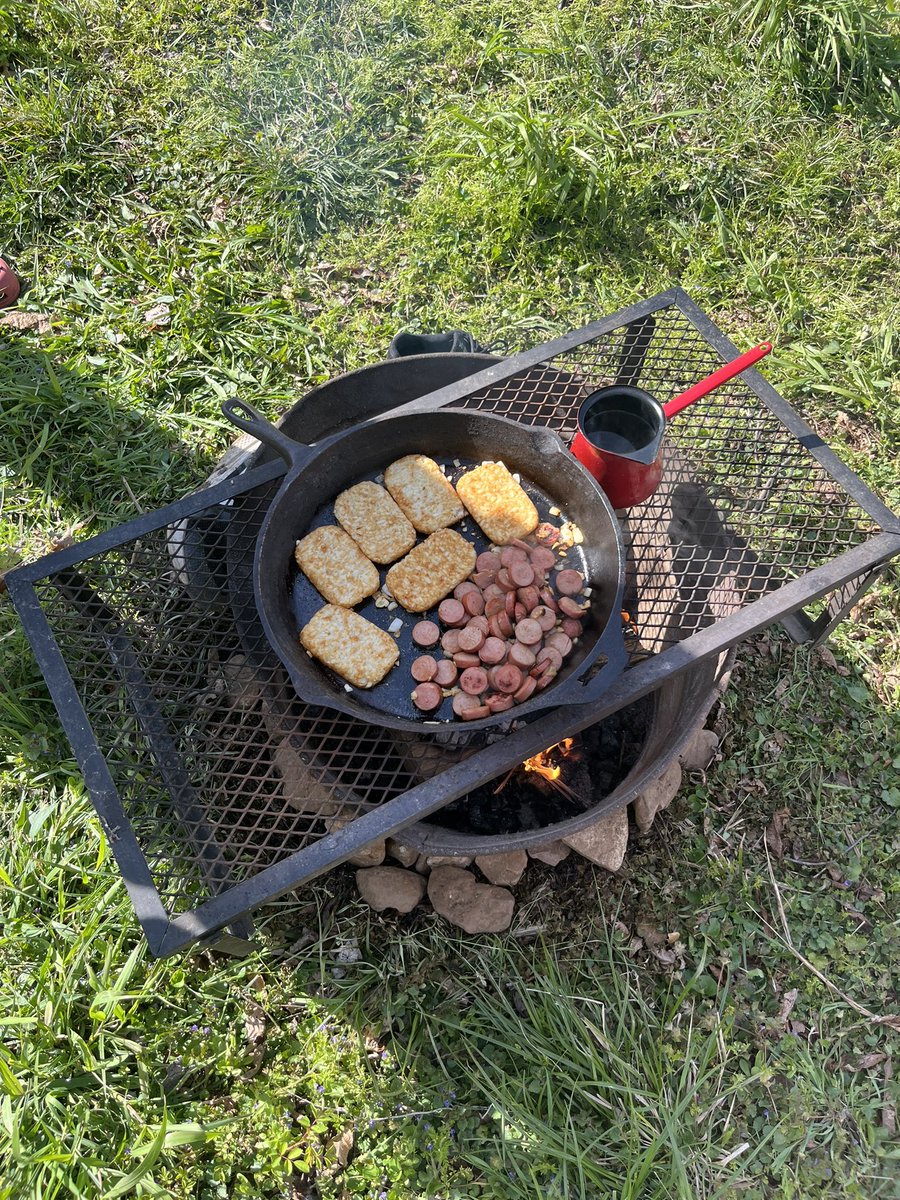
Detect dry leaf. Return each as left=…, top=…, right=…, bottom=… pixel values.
left=778, top=988, right=799, bottom=1024
left=0, top=310, right=52, bottom=334
left=249, top=972, right=266, bottom=993
left=765, top=808, right=790, bottom=860
left=244, top=1000, right=267, bottom=1045
left=331, top=1127, right=354, bottom=1170
left=855, top=1052, right=888, bottom=1070
left=143, top=302, right=171, bottom=327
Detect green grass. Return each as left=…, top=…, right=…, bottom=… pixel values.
left=1, top=0, right=899, bottom=1195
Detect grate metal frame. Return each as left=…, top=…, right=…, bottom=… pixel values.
left=7, top=289, right=900, bottom=957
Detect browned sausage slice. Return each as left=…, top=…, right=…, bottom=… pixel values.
left=454, top=581, right=479, bottom=600
left=479, top=636, right=507, bottom=665
left=438, top=598, right=466, bottom=627
left=496, top=568, right=517, bottom=593
left=508, top=642, right=536, bottom=669
left=453, top=651, right=481, bottom=669
left=452, top=691, right=481, bottom=718
left=512, top=675, right=537, bottom=704
left=515, top=618, right=543, bottom=645
left=461, top=702, right=490, bottom=721
left=476, top=551, right=502, bottom=572
left=561, top=618, right=583, bottom=638
left=529, top=546, right=557, bottom=571
left=466, top=614, right=490, bottom=635
left=509, top=560, right=535, bottom=588
left=412, top=681, right=442, bottom=711
left=558, top=596, right=587, bottom=619
left=441, top=629, right=462, bottom=655
left=462, top=590, right=485, bottom=617
left=500, top=546, right=528, bottom=568
left=531, top=605, right=556, bottom=632
left=556, top=569, right=584, bottom=595
left=411, top=655, right=438, bottom=681
left=545, top=631, right=573, bottom=657
left=486, top=692, right=515, bottom=714
left=485, top=595, right=506, bottom=618
left=491, top=663, right=523, bottom=694
left=472, top=570, right=497, bottom=588
left=412, top=620, right=440, bottom=648
left=536, top=646, right=563, bottom=673
left=434, top=659, right=458, bottom=687
left=459, top=666, right=489, bottom=695
left=458, top=625, right=485, bottom=652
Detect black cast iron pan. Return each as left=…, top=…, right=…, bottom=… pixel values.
left=222, top=399, right=627, bottom=733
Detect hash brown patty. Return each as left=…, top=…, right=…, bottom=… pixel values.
left=384, top=455, right=465, bottom=533
left=334, top=481, right=416, bottom=564
left=456, top=461, right=539, bottom=545
left=294, top=525, right=379, bottom=607
left=299, top=604, right=399, bottom=688
left=385, top=528, right=476, bottom=613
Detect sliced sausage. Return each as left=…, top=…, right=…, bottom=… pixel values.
left=452, top=691, right=482, bottom=718
left=454, top=581, right=479, bottom=600
left=530, top=605, right=556, bottom=633
left=485, top=595, right=506, bottom=618
left=486, top=692, right=514, bottom=714
left=412, top=620, right=440, bottom=648
left=516, top=585, right=540, bottom=612
left=514, top=602, right=527, bottom=622
left=500, top=546, right=528, bottom=568
left=561, top=618, right=583, bottom=639
left=433, top=659, right=458, bottom=687
left=411, top=655, right=438, bottom=682
left=556, top=568, right=584, bottom=595
left=509, top=537, right=533, bottom=553
left=536, top=669, right=557, bottom=690
left=509, top=560, right=535, bottom=588
left=545, top=631, right=573, bottom=657
left=453, top=651, right=481, bottom=669
left=461, top=702, right=490, bottom=721
left=530, top=568, right=546, bottom=588
left=496, top=568, right=517, bottom=593
left=505, top=589, right=517, bottom=617
left=476, top=551, right=502, bottom=573
left=472, top=570, right=497, bottom=589
left=460, top=666, right=489, bottom=695
left=457, top=625, right=485, bottom=653
left=479, top=636, right=507, bottom=665
left=529, top=546, right=557, bottom=571
left=438, top=598, right=466, bottom=627
left=412, top=682, right=442, bottom=711
left=466, top=614, right=490, bottom=635
left=489, top=611, right=513, bottom=639
left=508, top=642, right=536, bottom=670
left=490, top=663, right=523, bottom=694
left=483, top=583, right=504, bottom=601
left=536, top=646, right=563, bottom=672
left=515, top=617, right=543, bottom=645
left=539, top=587, right=559, bottom=613
left=512, top=675, right=537, bottom=704
left=558, top=596, right=588, bottom=619
left=441, top=629, right=461, bottom=655
left=462, top=589, right=485, bottom=617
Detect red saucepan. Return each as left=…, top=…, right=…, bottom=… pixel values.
left=571, top=341, right=773, bottom=508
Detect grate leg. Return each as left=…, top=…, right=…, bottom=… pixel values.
left=780, top=565, right=890, bottom=645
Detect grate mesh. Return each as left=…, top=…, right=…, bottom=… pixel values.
left=17, top=297, right=886, bottom=922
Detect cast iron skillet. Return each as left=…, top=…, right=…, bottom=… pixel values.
left=222, top=399, right=627, bottom=733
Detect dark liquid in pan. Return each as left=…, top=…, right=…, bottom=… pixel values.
left=582, top=407, right=657, bottom=455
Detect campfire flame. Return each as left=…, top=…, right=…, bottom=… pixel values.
left=522, top=738, right=576, bottom=783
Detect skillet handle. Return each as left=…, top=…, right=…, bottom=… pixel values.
left=222, top=398, right=314, bottom=469
left=545, top=613, right=629, bottom=708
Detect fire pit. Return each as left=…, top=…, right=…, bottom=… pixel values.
left=6, top=289, right=899, bottom=957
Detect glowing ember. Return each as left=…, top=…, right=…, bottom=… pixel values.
left=522, top=738, right=575, bottom=783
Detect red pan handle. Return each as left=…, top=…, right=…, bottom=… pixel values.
left=663, top=341, right=772, bottom=419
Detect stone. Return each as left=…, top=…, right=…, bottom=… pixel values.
left=425, top=854, right=474, bottom=869
left=356, top=866, right=426, bottom=913
left=414, top=854, right=430, bottom=874
left=325, top=815, right=385, bottom=867
left=562, top=807, right=629, bottom=872
left=385, top=838, right=420, bottom=868
left=678, top=728, right=720, bottom=773
left=427, top=866, right=515, bottom=934
left=633, top=760, right=682, bottom=833
left=475, top=849, right=527, bottom=886
left=528, top=841, right=572, bottom=866
left=273, top=739, right=339, bottom=816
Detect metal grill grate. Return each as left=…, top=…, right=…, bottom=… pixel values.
left=8, top=290, right=899, bottom=955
